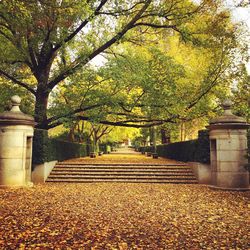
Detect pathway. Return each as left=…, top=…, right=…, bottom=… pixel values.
left=110, top=146, right=140, bottom=154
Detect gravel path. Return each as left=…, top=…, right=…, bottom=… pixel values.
left=0, top=183, right=249, bottom=249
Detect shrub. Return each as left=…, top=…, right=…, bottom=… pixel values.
left=48, top=139, right=88, bottom=162
left=245, top=130, right=250, bottom=172
left=32, top=129, right=50, bottom=166
left=32, top=129, right=89, bottom=167
left=139, top=130, right=210, bottom=164
left=194, top=130, right=210, bottom=163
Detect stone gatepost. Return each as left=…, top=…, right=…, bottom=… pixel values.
left=207, top=100, right=249, bottom=191
left=0, top=96, right=35, bottom=187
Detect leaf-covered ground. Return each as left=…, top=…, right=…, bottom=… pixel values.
left=0, top=183, right=249, bottom=249
left=64, top=153, right=181, bottom=165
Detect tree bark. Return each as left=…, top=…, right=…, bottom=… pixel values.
left=34, top=87, right=49, bottom=129
left=33, top=56, right=53, bottom=129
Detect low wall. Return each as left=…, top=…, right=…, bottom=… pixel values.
left=32, top=161, right=57, bottom=184
left=189, top=162, right=211, bottom=184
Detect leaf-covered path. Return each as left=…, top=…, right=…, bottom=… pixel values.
left=62, top=153, right=182, bottom=165
left=0, top=183, right=249, bottom=249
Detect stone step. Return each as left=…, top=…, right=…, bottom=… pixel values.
left=49, top=171, right=194, bottom=176
left=46, top=179, right=198, bottom=184
left=47, top=175, right=196, bottom=180
left=46, top=163, right=197, bottom=184
left=53, top=166, right=191, bottom=170
left=55, top=163, right=188, bottom=167
left=51, top=168, right=193, bottom=172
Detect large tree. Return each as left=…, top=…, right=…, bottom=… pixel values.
left=0, top=0, right=247, bottom=129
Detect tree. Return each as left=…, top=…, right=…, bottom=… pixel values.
left=232, top=65, right=250, bottom=122
left=88, top=123, right=113, bottom=152
left=0, top=0, right=242, bottom=129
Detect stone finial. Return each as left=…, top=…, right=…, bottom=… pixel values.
left=222, top=99, right=232, bottom=110
left=221, top=98, right=233, bottom=116
left=209, top=98, right=246, bottom=125
left=10, top=95, right=21, bottom=112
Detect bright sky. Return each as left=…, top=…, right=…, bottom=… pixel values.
left=227, top=0, right=250, bottom=27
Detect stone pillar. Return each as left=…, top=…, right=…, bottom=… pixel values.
left=207, top=100, right=249, bottom=191
left=0, top=96, right=35, bottom=187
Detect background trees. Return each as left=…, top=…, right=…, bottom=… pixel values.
left=0, top=0, right=248, bottom=143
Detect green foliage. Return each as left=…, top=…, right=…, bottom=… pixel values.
left=32, top=129, right=89, bottom=166
left=99, top=143, right=113, bottom=154
left=139, top=130, right=210, bottom=163
left=232, top=66, right=250, bottom=122
left=196, top=130, right=211, bottom=163
left=32, top=129, right=50, bottom=166
left=48, top=139, right=88, bottom=162
left=0, top=79, right=34, bottom=114
left=0, top=0, right=248, bottom=132
left=245, top=129, right=250, bottom=172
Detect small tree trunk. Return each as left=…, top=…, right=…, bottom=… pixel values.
left=68, top=126, right=75, bottom=142
left=161, top=129, right=171, bottom=144
left=161, top=129, right=167, bottom=144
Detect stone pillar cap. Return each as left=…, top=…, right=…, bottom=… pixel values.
left=0, top=95, right=35, bottom=126
left=208, top=99, right=249, bottom=130
left=210, top=99, right=247, bottom=124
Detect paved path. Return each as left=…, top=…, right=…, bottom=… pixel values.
left=111, top=147, right=140, bottom=154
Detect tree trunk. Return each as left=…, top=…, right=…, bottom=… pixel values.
left=161, top=129, right=167, bottom=144
left=161, top=129, right=171, bottom=144
left=180, top=123, right=185, bottom=141
left=34, top=84, right=50, bottom=129
left=34, top=61, right=53, bottom=129
left=68, top=126, right=75, bottom=142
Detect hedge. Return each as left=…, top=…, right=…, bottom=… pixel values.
left=32, top=129, right=89, bottom=166
left=99, top=144, right=112, bottom=154
left=139, top=130, right=210, bottom=164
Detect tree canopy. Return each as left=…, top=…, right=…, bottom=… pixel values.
left=0, top=0, right=248, bottom=132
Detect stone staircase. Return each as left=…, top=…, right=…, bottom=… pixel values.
left=46, top=163, right=197, bottom=184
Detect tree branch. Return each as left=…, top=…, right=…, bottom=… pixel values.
left=52, top=0, right=108, bottom=53
left=46, top=103, right=106, bottom=124
left=0, top=69, right=36, bottom=95
left=133, top=23, right=176, bottom=29
left=48, top=0, right=152, bottom=90
left=186, top=50, right=226, bottom=110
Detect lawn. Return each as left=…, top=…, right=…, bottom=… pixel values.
left=0, top=183, right=249, bottom=249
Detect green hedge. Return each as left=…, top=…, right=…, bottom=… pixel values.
left=139, top=130, right=210, bottom=164
left=242, top=130, right=250, bottom=171
left=32, top=129, right=89, bottom=167
left=32, top=129, right=50, bottom=165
